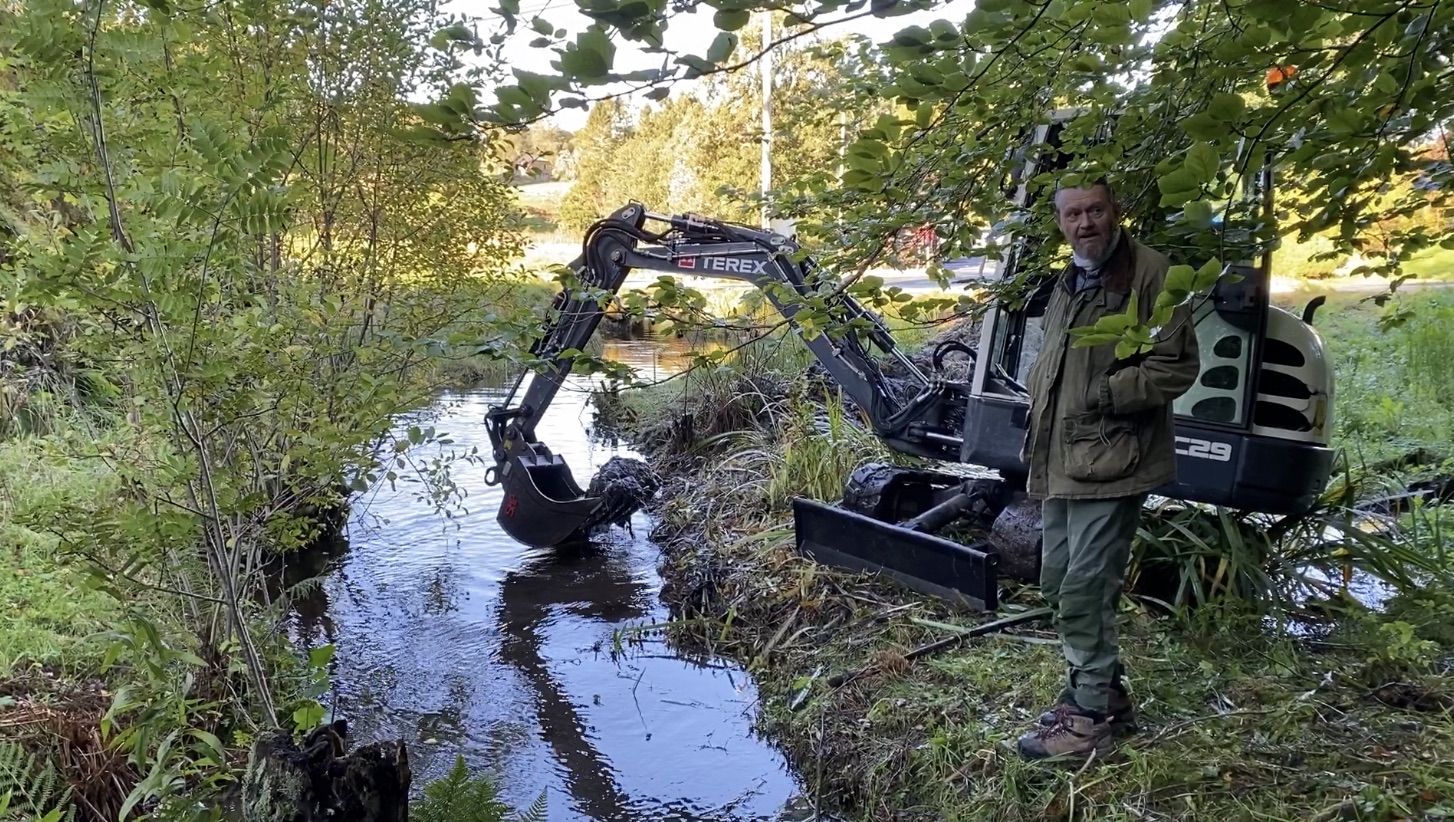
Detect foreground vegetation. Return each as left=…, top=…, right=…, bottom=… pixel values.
left=595, top=287, right=1454, bottom=821
left=0, top=0, right=567, bottom=814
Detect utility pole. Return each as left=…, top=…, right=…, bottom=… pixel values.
left=836, top=109, right=846, bottom=225
left=760, top=9, right=772, bottom=229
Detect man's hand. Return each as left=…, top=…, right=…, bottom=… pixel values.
left=1100, top=304, right=1200, bottom=416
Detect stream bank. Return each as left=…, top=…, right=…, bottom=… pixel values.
left=594, top=319, right=1454, bottom=822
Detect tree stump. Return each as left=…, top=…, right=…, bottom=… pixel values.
left=240, top=720, right=411, bottom=822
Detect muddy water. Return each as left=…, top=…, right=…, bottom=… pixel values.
left=285, top=338, right=816, bottom=821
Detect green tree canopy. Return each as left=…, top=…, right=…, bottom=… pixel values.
left=414, top=0, right=1452, bottom=345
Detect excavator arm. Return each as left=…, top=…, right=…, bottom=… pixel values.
left=484, top=202, right=984, bottom=548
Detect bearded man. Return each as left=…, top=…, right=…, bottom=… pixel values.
left=1015, top=178, right=1201, bottom=760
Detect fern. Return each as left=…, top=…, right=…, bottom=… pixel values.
left=514, top=789, right=548, bottom=822
left=0, top=742, right=74, bottom=822
left=411, top=754, right=547, bottom=822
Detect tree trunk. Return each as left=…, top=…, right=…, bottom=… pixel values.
left=240, top=720, right=411, bottom=822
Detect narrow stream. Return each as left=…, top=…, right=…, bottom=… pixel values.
left=285, top=338, right=816, bottom=821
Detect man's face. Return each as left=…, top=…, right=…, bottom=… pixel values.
left=1055, top=184, right=1120, bottom=263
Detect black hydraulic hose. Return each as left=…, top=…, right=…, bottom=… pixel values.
left=869, top=383, right=946, bottom=436
left=932, top=340, right=977, bottom=370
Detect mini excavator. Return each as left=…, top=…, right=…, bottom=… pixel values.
left=485, top=114, right=1337, bottom=612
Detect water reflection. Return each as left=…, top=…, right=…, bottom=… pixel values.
left=285, top=337, right=805, bottom=821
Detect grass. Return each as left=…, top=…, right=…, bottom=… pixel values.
left=1272, top=231, right=1454, bottom=283
left=1400, top=246, right=1454, bottom=282
left=0, top=435, right=124, bottom=677
left=1278, top=288, right=1454, bottom=473
left=598, top=286, right=1454, bottom=822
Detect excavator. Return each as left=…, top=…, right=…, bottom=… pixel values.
left=483, top=114, right=1337, bottom=612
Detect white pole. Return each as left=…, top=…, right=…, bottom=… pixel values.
left=760, top=10, right=772, bottom=229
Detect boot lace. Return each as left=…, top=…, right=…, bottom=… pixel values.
left=1035, top=710, right=1079, bottom=740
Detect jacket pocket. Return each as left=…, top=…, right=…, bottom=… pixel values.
left=1061, top=412, right=1141, bottom=483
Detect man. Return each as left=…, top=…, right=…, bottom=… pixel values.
left=1015, top=178, right=1201, bottom=760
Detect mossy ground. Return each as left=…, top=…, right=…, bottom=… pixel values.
left=599, top=289, right=1454, bottom=822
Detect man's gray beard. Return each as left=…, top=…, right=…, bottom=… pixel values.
left=1071, top=225, right=1122, bottom=272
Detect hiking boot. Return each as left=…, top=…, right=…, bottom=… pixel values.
left=1017, top=706, right=1115, bottom=761
left=1039, top=683, right=1137, bottom=734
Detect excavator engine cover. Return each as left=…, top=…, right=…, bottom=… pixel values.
left=496, top=450, right=606, bottom=548
left=792, top=497, right=1001, bottom=611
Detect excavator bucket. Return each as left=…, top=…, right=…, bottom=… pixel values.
left=792, top=497, right=1001, bottom=611
left=496, top=451, right=606, bottom=548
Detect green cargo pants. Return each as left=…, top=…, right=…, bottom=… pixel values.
left=1040, top=494, right=1146, bottom=713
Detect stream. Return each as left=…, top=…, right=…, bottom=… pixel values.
left=283, top=337, right=819, bottom=821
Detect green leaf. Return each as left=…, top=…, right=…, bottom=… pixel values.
left=929, top=18, right=959, bottom=41
left=1180, top=111, right=1223, bottom=141
left=1157, top=167, right=1200, bottom=207
left=1164, top=264, right=1195, bottom=300
left=513, top=69, right=554, bottom=102
left=1207, top=92, right=1246, bottom=123
left=1184, top=142, right=1220, bottom=184
left=531, top=16, right=554, bottom=34
left=309, top=644, right=336, bottom=668
left=496, top=86, right=532, bottom=109
left=643, top=86, right=669, bottom=101
left=189, top=728, right=226, bottom=761
left=415, top=102, right=463, bottom=127
left=1192, top=258, right=1223, bottom=292
left=1185, top=199, right=1214, bottom=228
left=565, top=27, right=615, bottom=80
left=675, top=53, right=715, bottom=78
left=713, top=8, right=750, bottom=30
left=892, top=25, right=932, bottom=48
left=1129, top=0, right=1153, bottom=21
left=292, top=702, right=325, bottom=731
left=1115, top=336, right=1146, bottom=360
left=1069, top=331, right=1123, bottom=348
left=1328, top=108, right=1364, bottom=134
left=1092, top=3, right=1131, bottom=26
left=707, top=31, right=738, bottom=64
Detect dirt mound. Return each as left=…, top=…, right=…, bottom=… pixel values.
left=585, top=456, right=661, bottom=530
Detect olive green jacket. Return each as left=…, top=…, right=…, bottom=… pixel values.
left=1023, top=232, right=1201, bottom=500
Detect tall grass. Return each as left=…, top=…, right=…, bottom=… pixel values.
left=1405, top=298, right=1454, bottom=411
left=0, top=427, right=127, bottom=675
left=1132, top=472, right=1453, bottom=618
left=1299, top=291, right=1454, bottom=472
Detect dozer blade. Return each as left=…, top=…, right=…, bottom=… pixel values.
left=496, top=452, right=607, bottom=548
left=792, top=497, right=1000, bottom=612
